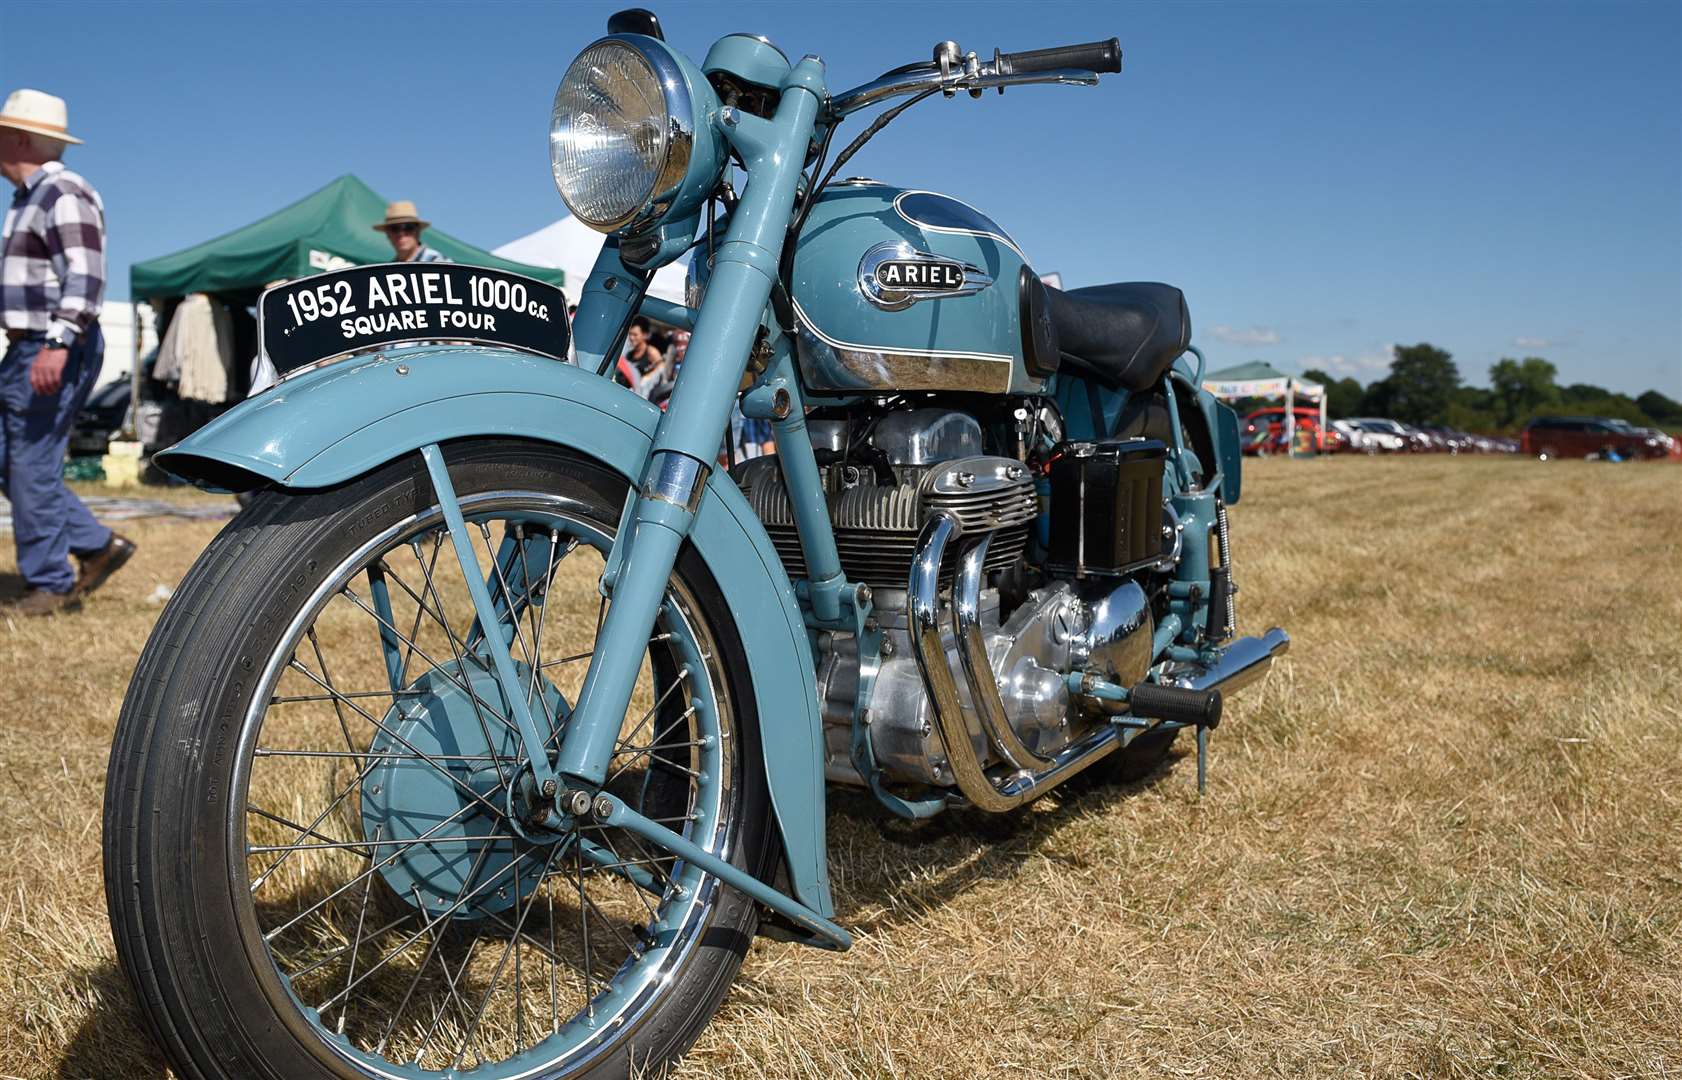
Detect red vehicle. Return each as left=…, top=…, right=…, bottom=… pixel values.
left=1520, top=416, right=1674, bottom=460
left=1241, top=406, right=1337, bottom=455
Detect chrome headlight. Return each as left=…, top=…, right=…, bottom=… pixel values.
left=550, top=36, right=696, bottom=234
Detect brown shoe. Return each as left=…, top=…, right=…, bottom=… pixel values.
left=5, top=588, right=82, bottom=617
left=75, top=533, right=137, bottom=598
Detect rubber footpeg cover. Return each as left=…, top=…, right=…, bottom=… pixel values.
left=1128, top=683, right=1223, bottom=729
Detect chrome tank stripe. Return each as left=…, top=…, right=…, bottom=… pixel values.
left=791, top=297, right=1014, bottom=394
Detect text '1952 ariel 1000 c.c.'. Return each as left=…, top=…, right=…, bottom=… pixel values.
left=103, top=10, right=1289, bottom=1078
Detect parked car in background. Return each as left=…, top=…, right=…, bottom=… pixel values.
left=1332, top=419, right=1384, bottom=453
left=1242, top=406, right=1333, bottom=455
left=1422, top=425, right=1477, bottom=453
left=1395, top=423, right=1439, bottom=452
left=1345, top=417, right=1410, bottom=452
left=1603, top=418, right=1677, bottom=456
left=69, top=377, right=131, bottom=457
left=1521, top=416, right=1672, bottom=460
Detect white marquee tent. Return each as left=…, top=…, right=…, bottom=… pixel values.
left=492, top=216, right=689, bottom=310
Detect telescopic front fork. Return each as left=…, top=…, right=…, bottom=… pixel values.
left=555, top=63, right=823, bottom=789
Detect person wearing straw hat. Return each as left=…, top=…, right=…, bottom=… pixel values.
left=0, top=88, right=134, bottom=616
left=372, top=201, right=449, bottom=264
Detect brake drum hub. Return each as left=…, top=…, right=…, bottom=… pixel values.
left=360, top=659, right=567, bottom=920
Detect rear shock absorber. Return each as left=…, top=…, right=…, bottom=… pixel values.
left=1206, top=498, right=1235, bottom=642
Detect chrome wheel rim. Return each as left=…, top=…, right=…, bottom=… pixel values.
left=229, top=491, right=734, bottom=1077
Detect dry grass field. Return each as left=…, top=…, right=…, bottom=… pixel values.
left=2, top=456, right=1678, bottom=1079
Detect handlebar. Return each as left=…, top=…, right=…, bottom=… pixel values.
left=995, top=38, right=1121, bottom=76
left=829, top=36, right=1119, bottom=117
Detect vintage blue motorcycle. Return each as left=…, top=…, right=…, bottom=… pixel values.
left=105, top=11, right=1288, bottom=1078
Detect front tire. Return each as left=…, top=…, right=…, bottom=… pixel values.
left=105, top=439, right=771, bottom=1079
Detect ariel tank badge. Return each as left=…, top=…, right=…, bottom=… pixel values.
left=858, top=240, right=992, bottom=310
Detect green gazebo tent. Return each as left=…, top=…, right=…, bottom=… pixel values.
left=1202, top=360, right=1325, bottom=456
left=125, top=175, right=565, bottom=437
left=130, top=174, right=564, bottom=300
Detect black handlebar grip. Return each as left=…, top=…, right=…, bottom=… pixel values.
left=996, top=38, right=1122, bottom=76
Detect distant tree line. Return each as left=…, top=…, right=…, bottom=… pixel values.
left=1300, top=344, right=1682, bottom=434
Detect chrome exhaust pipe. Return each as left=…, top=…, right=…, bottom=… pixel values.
left=910, top=513, right=1291, bottom=813
left=953, top=532, right=1054, bottom=771
left=908, top=514, right=1020, bottom=813
left=910, top=513, right=1122, bottom=812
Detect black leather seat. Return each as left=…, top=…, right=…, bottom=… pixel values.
left=1043, top=282, right=1191, bottom=391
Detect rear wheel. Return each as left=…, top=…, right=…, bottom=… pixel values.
left=105, top=440, right=770, bottom=1079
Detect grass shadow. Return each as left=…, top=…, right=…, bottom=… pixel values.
left=823, top=743, right=1182, bottom=935
left=56, top=961, right=169, bottom=1080
left=0, top=571, right=25, bottom=603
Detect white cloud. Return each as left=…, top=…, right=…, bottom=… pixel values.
left=1209, top=325, right=1282, bottom=347
left=1513, top=336, right=1551, bottom=349
left=1299, top=346, right=1394, bottom=379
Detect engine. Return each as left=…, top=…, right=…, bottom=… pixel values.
left=733, top=407, right=1157, bottom=792
left=733, top=408, right=1038, bottom=590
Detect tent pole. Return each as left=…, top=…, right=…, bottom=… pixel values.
left=128, top=302, right=143, bottom=442
left=1285, top=380, right=1295, bottom=458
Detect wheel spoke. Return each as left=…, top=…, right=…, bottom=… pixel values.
left=307, top=627, right=363, bottom=764
left=287, top=910, right=416, bottom=984
left=588, top=828, right=661, bottom=924
left=255, top=748, right=500, bottom=762
left=316, top=841, right=550, bottom=1016
left=248, top=833, right=520, bottom=854
left=548, top=890, right=558, bottom=1036
left=282, top=658, right=512, bottom=825
left=247, top=803, right=371, bottom=860
left=408, top=885, right=474, bottom=1063
left=605, top=705, right=700, bottom=787
left=476, top=522, right=561, bottom=739
left=248, top=732, right=384, bottom=890
left=335, top=824, right=384, bottom=1034
left=340, top=578, right=519, bottom=742
left=270, top=689, right=433, bottom=705
left=263, top=798, right=484, bottom=940
left=451, top=843, right=564, bottom=1068
left=526, top=530, right=568, bottom=720
left=242, top=506, right=725, bottom=1070
left=394, top=535, right=444, bottom=684
left=378, top=839, right=497, bottom=1057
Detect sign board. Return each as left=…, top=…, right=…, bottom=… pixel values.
left=259, top=263, right=570, bottom=376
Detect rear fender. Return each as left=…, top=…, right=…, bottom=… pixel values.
left=157, top=346, right=835, bottom=918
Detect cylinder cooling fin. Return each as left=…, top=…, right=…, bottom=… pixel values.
left=734, top=453, right=1037, bottom=589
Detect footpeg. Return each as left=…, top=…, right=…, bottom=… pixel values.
left=1126, top=682, right=1222, bottom=730
left=1126, top=683, right=1222, bottom=797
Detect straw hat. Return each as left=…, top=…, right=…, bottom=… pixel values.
left=0, top=89, right=83, bottom=145
left=372, top=200, right=431, bottom=232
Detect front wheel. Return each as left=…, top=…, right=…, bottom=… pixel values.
left=104, top=440, right=771, bottom=1079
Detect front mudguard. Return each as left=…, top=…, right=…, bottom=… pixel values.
left=157, top=346, right=835, bottom=919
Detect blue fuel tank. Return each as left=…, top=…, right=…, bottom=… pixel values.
left=786, top=181, right=1056, bottom=398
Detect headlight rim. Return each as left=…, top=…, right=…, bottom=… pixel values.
left=551, top=34, right=698, bottom=236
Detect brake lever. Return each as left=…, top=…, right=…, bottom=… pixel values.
left=957, top=67, right=1100, bottom=94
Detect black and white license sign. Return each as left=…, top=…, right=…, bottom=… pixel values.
left=259, top=263, right=570, bottom=374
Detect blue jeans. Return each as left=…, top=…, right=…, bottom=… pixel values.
left=1, top=323, right=112, bottom=593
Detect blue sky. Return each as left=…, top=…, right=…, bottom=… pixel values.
left=4, top=0, right=1677, bottom=395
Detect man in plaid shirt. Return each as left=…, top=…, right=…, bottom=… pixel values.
left=0, top=89, right=134, bottom=616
